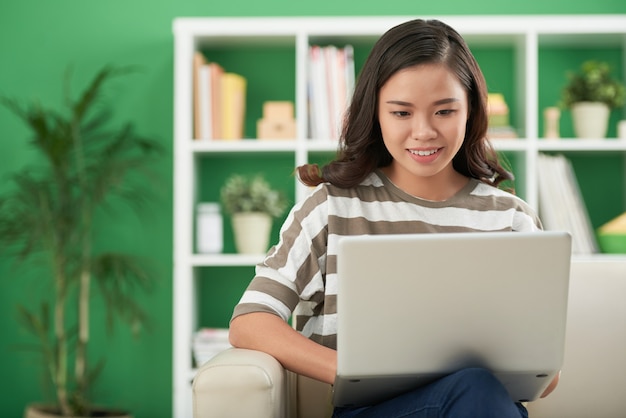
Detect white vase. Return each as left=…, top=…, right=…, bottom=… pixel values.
left=571, top=101, right=610, bottom=139
left=231, top=212, right=272, bottom=254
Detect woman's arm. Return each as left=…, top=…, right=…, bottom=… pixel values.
left=229, top=311, right=337, bottom=385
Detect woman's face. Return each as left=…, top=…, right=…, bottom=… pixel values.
left=378, top=63, right=469, bottom=200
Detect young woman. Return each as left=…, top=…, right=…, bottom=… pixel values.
left=229, top=18, right=559, bottom=417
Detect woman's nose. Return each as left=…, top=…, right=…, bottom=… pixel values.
left=411, top=116, right=436, bottom=140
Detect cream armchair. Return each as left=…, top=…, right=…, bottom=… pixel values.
left=192, top=347, right=333, bottom=418
left=193, top=260, right=626, bottom=418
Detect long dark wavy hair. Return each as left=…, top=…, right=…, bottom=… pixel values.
left=297, top=19, right=514, bottom=189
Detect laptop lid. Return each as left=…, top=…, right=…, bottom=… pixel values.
left=333, top=231, right=571, bottom=407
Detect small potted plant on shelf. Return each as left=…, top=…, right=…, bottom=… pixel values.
left=220, top=174, right=287, bottom=254
left=0, top=66, right=163, bottom=417
left=561, top=60, right=626, bottom=138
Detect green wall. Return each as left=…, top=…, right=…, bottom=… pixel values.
left=2, top=1, right=626, bottom=417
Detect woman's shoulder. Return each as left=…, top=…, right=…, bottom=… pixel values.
left=469, top=180, right=530, bottom=207
left=310, top=171, right=385, bottom=196
left=468, top=180, right=542, bottom=230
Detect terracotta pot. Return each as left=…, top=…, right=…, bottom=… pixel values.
left=24, top=404, right=132, bottom=418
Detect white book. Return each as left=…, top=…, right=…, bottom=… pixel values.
left=332, top=45, right=355, bottom=141
left=343, top=44, right=355, bottom=119
left=308, top=45, right=329, bottom=139
left=537, top=153, right=597, bottom=254
left=560, top=156, right=598, bottom=253
left=537, top=154, right=561, bottom=232
left=198, top=65, right=213, bottom=140
left=325, top=45, right=339, bottom=140
left=308, top=44, right=357, bottom=140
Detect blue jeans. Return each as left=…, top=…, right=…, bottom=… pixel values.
left=333, top=368, right=529, bottom=418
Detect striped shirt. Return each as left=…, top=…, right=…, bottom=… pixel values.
left=231, top=170, right=542, bottom=349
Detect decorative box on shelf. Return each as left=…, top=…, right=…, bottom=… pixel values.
left=257, top=101, right=296, bottom=140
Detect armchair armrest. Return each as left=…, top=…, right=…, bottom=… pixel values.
left=192, top=348, right=293, bottom=418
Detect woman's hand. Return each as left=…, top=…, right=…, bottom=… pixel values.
left=540, top=371, right=561, bottom=398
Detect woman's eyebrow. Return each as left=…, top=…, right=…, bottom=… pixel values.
left=385, top=100, right=413, bottom=106
left=385, top=98, right=461, bottom=106
left=433, top=98, right=461, bottom=105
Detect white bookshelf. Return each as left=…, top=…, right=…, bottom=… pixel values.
left=172, top=16, right=626, bottom=417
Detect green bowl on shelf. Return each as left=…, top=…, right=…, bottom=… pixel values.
left=597, top=232, right=626, bottom=254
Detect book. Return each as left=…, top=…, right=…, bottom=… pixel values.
left=537, top=153, right=599, bottom=254
left=198, top=65, right=212, bottom=140
left=221, top=72, right=247, bottom=140
left=192, top=328, right=231, bottom=366
left=487, top=93, right=517, bottom=139
left=193, top=52, right=209, bottom=140
left=209, top=62, right=224, bottom=139
left=308, top=45, right=328, bottom=139
left=193, top=53, right=225, bottom=140
left=325, top=45, right=339, bottom=140
left=308, top=44, right=355, bottom=140
left=341, top=45, right=355, bottom=130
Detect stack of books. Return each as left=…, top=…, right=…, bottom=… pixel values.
left=308, top=44, right=355, bottom=140
left=193, top=52, right=247, bottom=140
left=537, top=153, right=599, bottom=254
left=192, top=328, right=231, bottom=367
left=487, top=93, right=517, bottom=139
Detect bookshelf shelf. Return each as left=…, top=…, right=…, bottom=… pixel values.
left=304, top=139, right=341, bottom=152
left=190, top=139, right=298, bottom=154
left=190, top=253, right=265, bottom=267
left=491, top=139, right=532, bottom=152
left=537, top=139, right=626, bottom=152
left=173, top=15, right=626, bottom=417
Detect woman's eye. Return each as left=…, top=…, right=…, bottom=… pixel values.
left=391, top=111, right=410, bottom=117
left=436, top=109, right=456, bottom=116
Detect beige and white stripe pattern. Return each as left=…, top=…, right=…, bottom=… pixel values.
left=232, top=170, right=542, bottom=349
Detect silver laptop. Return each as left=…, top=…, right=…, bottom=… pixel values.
left=333, top=231, right=571, bottom=407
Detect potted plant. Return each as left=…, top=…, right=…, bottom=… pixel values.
left=0, top=66, right=162, bottom=417
left=561, top=60, right=626, bottom=138
left=220, top=174, right=287, bottom=254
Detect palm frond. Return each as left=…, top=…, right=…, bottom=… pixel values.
left=16, top=303, right=50, bottom=338
left=91, top=253, right=154, bottom=335
left=70, top=66, right=136, bottom=122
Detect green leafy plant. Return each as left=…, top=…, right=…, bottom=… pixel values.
left=0, top=66, right=162, bottom=416
left=561, top=60, right=626, bottom=109
left=220, top=174, right=287, bottom=218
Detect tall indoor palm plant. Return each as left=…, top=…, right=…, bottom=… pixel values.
left=0, top=66, right=162, bottom=417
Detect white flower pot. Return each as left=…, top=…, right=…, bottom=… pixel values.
left=231, top=212, right=272, bottom=254
left=571, top=101, right=610, bottom=139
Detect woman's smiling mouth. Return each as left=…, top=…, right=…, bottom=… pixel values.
left=408, top=148, right=441, bottom=157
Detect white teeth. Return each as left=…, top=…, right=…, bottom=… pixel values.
left=410, top=149, right=437, bottom=156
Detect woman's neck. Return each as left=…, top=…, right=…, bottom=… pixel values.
left=379, top=165, right=470, bottom=202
